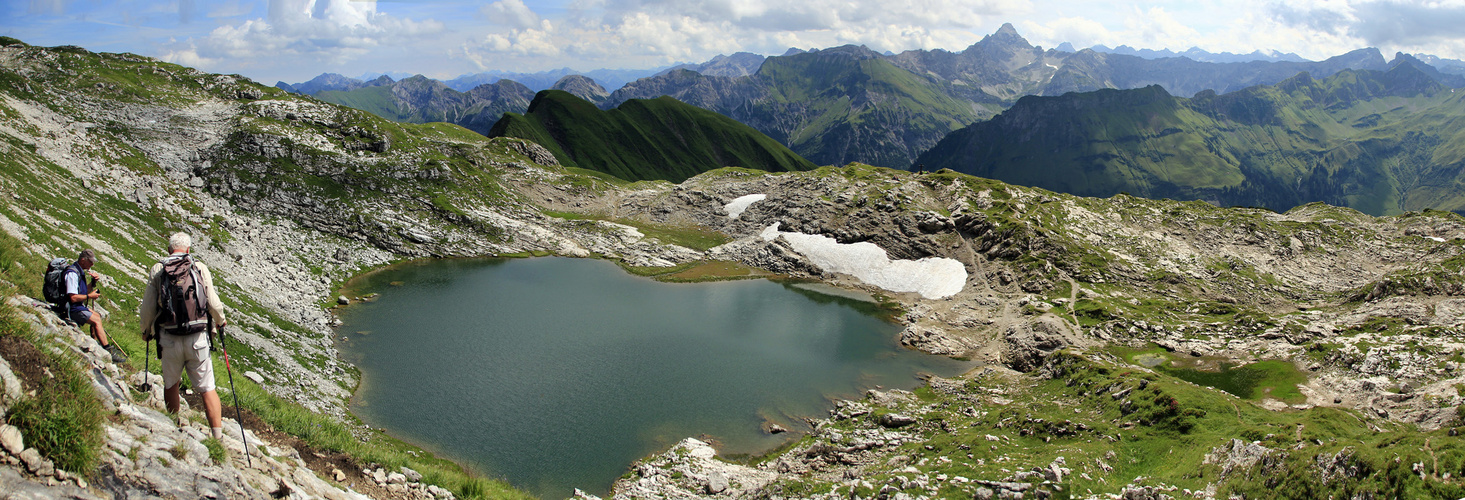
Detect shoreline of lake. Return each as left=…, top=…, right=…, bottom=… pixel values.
left=328, top=256, right=974, bottom=498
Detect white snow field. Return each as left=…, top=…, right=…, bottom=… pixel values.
left=760, top=223, right=967, bottom=299
left=724, top=194, right=767, bottom=220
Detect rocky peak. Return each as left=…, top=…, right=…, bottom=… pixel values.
left=1387, top=52, right=1465, bottom=87
left=466, top=78, right=534, bottom=101
left=280, top=72, right=366, bottom=95
left=976, top=22, right=1033, bottom=50
left=1379, top=59, right=1447, bottom=97
left=1324, top=47, right=1388, bottom=72
left=551, top=74, right=609, bottom=104
left=365, top=74, right=395, bottom=87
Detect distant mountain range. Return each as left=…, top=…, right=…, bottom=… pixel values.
left=605, top=23, right=1461, bottom=168
left=656, top=52, right=767, bottom=78
left=288, top=74, right=612, bottom=137
left=1056, top=43, right=1310, bottom=63
left=489, top=90, right=816, bottom=182
left=280, top=24, right=1465, bottom=171
left=914, top=61, right=1465, bottom=215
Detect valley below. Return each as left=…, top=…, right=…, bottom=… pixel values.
left=1, top=39, right=1465, bottom=500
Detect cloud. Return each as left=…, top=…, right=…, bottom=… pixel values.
left=163, top=0, right=443, bottom=72
left=1268, top=1, right=1352, bottom=33
left=1261, top=0, right=1465, bottom=58
left=482, top=0, right=543, bottom=31
left=1345, top=1, right=1465, bottom=46
left=459, top=0, right=1032, bottom=70
left=28, top=0, right=65, bottom=15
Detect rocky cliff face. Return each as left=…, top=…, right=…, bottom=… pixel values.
left=549, top=75, right=609, bottom=104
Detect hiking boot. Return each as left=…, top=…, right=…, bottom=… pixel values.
left=105, top=343, right=127, bottom=363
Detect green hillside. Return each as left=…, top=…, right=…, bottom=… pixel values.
left=757, top=48, right=983, bottom=168
left=915, top=63, right=1465, bottom=215
left=315, top=85, right=400, bottom=119
left=489, top=90, right=817, bottom=182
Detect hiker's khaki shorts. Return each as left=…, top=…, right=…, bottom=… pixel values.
left=160, top=332, right=215, bottom=393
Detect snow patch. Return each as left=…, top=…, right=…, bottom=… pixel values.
left=760, top=223, right=966, bottom=299
left=724, top=194, right=767, bottom=220
left=1429, top=236, right=1446, bottom=242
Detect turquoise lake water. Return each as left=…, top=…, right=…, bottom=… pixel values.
left=335, top=257, right=971, bottom=498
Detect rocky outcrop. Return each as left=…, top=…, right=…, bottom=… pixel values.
left=550, top=75, right=610, bottom=104
left=0, top=297, right=414, bottom=499
left=1002, top=316, right=1090, bottom=372
left=601, top=438, right=776, bottom=499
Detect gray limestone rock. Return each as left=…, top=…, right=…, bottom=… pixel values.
left=705, top=470, right=728, bottom=494
left=0, top=353, right=21, bottom=411
left=878, top=413, right=918, bottom=428
left=0, top=425, right=23, bottom=456
left=18, top=448, right=42, bottom=473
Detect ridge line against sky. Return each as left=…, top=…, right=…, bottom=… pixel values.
left=3, top=0, right=1465, bottom=85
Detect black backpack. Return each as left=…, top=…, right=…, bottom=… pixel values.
left=154, top=254, right=212, bottom=335
left=42, top=258, right=72, bottom=305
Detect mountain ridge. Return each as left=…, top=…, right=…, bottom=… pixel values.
left=489, top=90, right=816, bottom=182
left=913, top=60, right=1465, bottom=215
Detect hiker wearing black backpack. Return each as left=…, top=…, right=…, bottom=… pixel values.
left=62, top=249, right=126, bottom=363
left=139, top=232, right=229, bottom=440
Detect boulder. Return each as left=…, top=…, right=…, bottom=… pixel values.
left=0, top=353, right=22, bottom=410
left=705, top=470, right=728, bottom=494
left=387, top=472, right=407, bottom=484
left=899, top=325, right=977, bottom=356
left=245, top=371, right=265, bottom=384
left=19, top=447, right=44, bottom=473
left=337, top=296, right=350, bottom=305
left=878, top=413, right=918, bottom=428
left=0, top=424, right=23, bottom=455
left=401, top=466, right=422, bottom=482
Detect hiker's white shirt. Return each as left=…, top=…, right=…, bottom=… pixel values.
left=64, top=268, right=81, bottom=295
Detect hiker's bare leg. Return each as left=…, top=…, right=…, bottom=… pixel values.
left=86, top=314, right=108, bottom=345
left=203, top=390, right=222, bottom=429
left=165, top=383, right=181, bottom=414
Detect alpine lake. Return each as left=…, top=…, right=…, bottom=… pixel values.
left=334, top=257, right=974, bottom=498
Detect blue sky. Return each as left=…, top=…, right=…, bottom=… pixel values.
left=4, top=1, right=1464, bottom=85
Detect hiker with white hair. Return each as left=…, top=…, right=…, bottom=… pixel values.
left=140, top=232, right=229, bottom=439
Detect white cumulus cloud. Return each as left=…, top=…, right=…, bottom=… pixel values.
left=162, top=0, right=442, bottom=75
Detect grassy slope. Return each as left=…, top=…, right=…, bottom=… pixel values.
left=916, top=65, right=1465, bottom=216
left=779, top=351, right=1465, bottom=499
left=490, top=90, right=817, bottom=183
left=0, top=42, right=530, bottom=499
left=315, top=86, right=401, bottom=120
left=756, top=52, right=981, bottom=168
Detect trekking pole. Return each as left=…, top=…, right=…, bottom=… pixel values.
left=86, top=273, right=99, bottom=309
left=140, top=331, right=151, bottom=392
left=218, top=325, right=251, bottom=467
